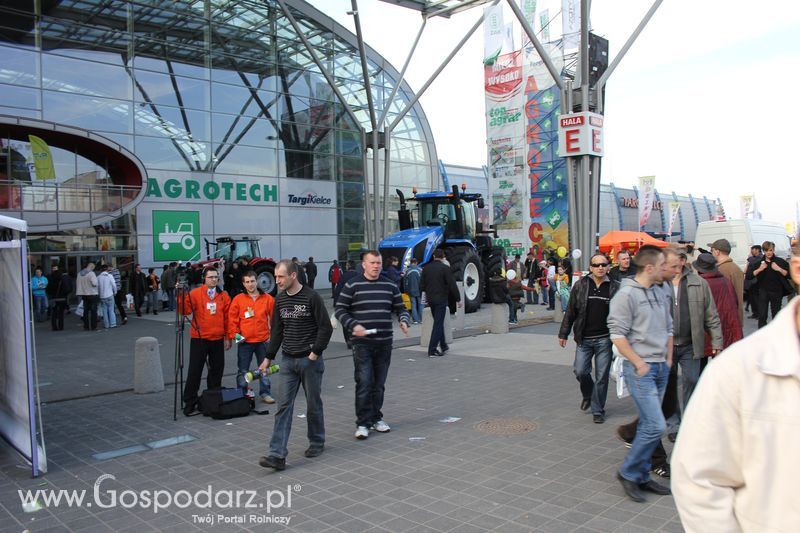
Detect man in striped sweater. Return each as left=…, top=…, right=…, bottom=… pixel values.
left=335, top=250, right=410, bottom=440
left=258, top=260, right=333, bottom=471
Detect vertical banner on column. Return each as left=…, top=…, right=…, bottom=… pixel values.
left=638, top=176, right=656, bottom=230
left=484, top=4, right=506, bottom=65
left=486, top=50, right=526, bottom=257
left=561, top=0, right=580, bottom=49
left=739, top=194, right=754, bottom=220
left=524, top=40, right=566, bottom=260
left=667, top=201, right=681, bottom=238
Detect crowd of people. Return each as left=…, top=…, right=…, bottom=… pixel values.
left=555, top=238, right=796, bottom=519
left=27, top=237, right=798, bottom=530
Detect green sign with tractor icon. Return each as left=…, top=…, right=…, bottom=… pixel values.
left=153, top=210, right=200, bottom=261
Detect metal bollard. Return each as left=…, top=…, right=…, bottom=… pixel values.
left=134, top=337, right=164, bottom=394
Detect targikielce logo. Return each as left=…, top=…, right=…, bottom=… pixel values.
left=18, top=474, right=297, bottom=524
left=287, top=193, right=332, bottom=206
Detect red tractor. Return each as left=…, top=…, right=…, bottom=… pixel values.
left=200, top=237, right=277, bottom=295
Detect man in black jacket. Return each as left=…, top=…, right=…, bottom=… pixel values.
left=305, top=257, right=317, bottom=288
left=558, top=252, right=619, bottom=423
left=131, top=264, right=148, bottom=317
left=420, top=249, right=460, bottom=357
left=609, top=250, right=637, bottom=282
left=258, top=260, right=333, bottom=470
left=748, top=240, right=791, bottom=328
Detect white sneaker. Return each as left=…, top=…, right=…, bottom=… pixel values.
left=355, top=426, right=370, bottom=439
left=372, top=420, right=391, bottom=433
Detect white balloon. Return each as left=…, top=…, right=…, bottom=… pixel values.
left=506, top=269, right=516, bottom=280
left=572, top=249, right=582, bottom=259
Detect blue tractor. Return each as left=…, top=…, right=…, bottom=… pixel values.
left=379, top=185, right=506, bottom=313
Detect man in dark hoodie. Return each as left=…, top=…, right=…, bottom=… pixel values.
left=609, top=245, right=673, bottom=503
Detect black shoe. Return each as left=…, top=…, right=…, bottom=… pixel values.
left=667, top=432, right=677, bottom=443
left=304, top=445, right=324, bottom=458
left=748, top=314, right=758, bottom=319
left=154, top=311, right=158, bottom=315
left=651, top=464, right=671, bottom=478
left=428, top=350, right=444, bottom=357
left=580, top=398, right=591, bottom=411
left=259, top=456, right=286, bottom=470
left=136, top=313, right=142, bottom=317
left=615, top=426, right=633, bottom=448
left=617, top=473, right=646, bottom=503
left=639, top=479, right=670, bottom=495
left=183, top=402, right=198, bottom=417
left=441, top=345, right=449, bottom=355
left=593, top=414, right=605, bottom=424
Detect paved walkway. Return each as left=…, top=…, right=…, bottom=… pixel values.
left=2, top=297, right=761, bottom=532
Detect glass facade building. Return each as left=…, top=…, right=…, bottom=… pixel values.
left=0, top=0, right=439, bottom=274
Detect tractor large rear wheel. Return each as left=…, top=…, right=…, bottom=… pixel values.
left=446, top=247, right=484, bottom=314
left=255, top=264, right=277, bottom=296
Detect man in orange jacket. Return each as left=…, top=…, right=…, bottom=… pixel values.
left=229, top=271, right=275, bottom=404
left=179, top=267, right=232, bottom=416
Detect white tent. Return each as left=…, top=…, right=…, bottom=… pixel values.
left=0, top=214, right=47, bottom=476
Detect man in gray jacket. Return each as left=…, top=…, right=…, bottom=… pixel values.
left=670, top=253, right=723, bottom=419
left=609, top=245, right=673, bottom=502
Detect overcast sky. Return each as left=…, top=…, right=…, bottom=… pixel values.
left=315, top=0, right=800, bottom=230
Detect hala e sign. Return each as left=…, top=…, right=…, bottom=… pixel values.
left=557, top=112, right=604, bottom=157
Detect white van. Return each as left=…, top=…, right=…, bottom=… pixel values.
left=694, top=219, right=792, bottom=269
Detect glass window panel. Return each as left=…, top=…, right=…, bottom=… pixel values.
left=42, top=54, right=132, bottom=100
left=133, top=56, right=209, bottom=80
left=0, top=45, right=39, bottom=87
left=212, top=144, right=277, bottom=176
left=135, top=135, right=210, bottom=172
left=338, top=209, right=364, bottom=235
left=338, top=182, right=364, bottom=208
left=134, top=106, right=210, bottom=142
left=336, top=130, right=361, bottom=156
left=133, top=70, right=209, bottom=110
left=0, top=84, right=40, bottom=109
left=212, top=113, right=279, bottom=148
left=0, top=106, right=39, bottom=119
left=43, top=91, right=133, bottom=134
left=313, top=154, right=333, bottom=180
left=337, top=156, right=363, bottom=183
left=211, top=82, right=280, bottom=117
left=277, top=122, right=333, bottom=153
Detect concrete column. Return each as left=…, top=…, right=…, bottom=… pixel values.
left=134, top=337, right=164, bottom=394
left=490, top=304, right=509, bottom=334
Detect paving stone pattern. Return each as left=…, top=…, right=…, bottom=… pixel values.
left=0, top=297, right=714, bottom=532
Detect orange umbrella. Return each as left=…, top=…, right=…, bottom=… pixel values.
left=598, top=231, right=668, bottom=255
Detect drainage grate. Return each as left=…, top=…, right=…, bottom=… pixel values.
left=474, top=417, right=538, bottom=436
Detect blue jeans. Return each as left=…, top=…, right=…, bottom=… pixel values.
left=506, top=295, right=516, bottom=321
left=547, top=286, right=555, bottom=309
left=620, top=361, right=669, bottom=483
left=236, top=342, right=270, bottom=397
left=268, top=355, right=325, bottom=459
left=409, top=295, right=423, bottom=323
left=428, top=302, right=448, bottom=354
left=541, top=286, right=549, bottom=305
left=33, top=294, right=48, bottom=321
left=352, top=343, right=392, bottom=427
left=672, top=343, right=701, bottom=422
left=100, top=296, right=116, bottom=328
left=573, top=337, right=613, bottom=415
left=166, top=288, right=176, bottom=311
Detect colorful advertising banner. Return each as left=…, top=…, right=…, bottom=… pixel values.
left=483, top=4, right=506, bottom=65
left=638, top=176, right=656, bottom=229
left=485, top=6, right=567, bottom=259
left=486, top=50, right=526, bottom=237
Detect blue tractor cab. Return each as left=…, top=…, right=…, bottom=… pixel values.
left=379, top=185, right=505, bottom=313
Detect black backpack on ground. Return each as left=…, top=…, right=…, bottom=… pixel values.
left=198, top=388, right=251, bottom=419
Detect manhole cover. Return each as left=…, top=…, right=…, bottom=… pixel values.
left=474, top=417, right=539, bottom=436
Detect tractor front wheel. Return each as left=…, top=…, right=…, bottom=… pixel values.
left=445, top=247, right=484, bottom=313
